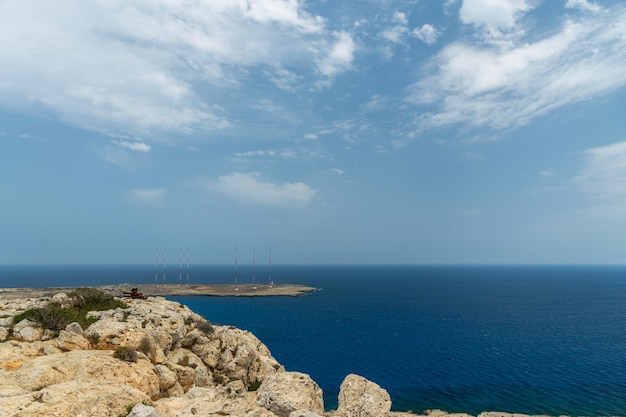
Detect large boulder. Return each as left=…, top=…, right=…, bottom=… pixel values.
left=13, top=319, right=43, bottom=342
left=56, top=322, right=90, bottom=351
left=255, top=371, right=324, bottom=417
left=334, top=374, right=391, bottom=417
left=184, top=325, right=283, bottom=387
left=0, top=326, right=8, bottom=342
left=12, top=350, right=160, bottom=399
left=0, top=380, right=149, bottom=417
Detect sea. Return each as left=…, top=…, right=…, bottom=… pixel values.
left=1, top=264, right=625, bottom=416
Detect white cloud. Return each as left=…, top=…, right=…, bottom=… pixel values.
left=316, top=31, right=355, bottom=78
left=213, top=172, right=317, bottom=207
left=263, top=67, right=302, bottom=93
left=331, top=168, right=344, bottom=175
left=540, top=170, right=558, bottom=177
left=565, top=0, right=603, bottom=13
left=128, top=188, right=166, bottom=203
left=459, top=0, right=533, bottom=31
left=575, top=141, right=626, bottom=200
left=112, top=140, right=151, bottom=153
left=0, top=0, right=350, bottom=139
left=408, top=7, right=626, bottom=134
left=304, top=133, right=318, bottom=140
left=382, top=12, right=409, bottom=44
left=412, top=24, right=440, bottom=45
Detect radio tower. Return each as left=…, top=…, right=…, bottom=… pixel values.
left=186, top=249, right=190, bottom=284
left=235, top=246, right=239, bottom=290
left=252, top=247, right=256, bottom=284
left=155, top=248, right=159, bottom=285
left=268, top=247, right=273, bottom=286
left=179, top=249, right=182, bottom=286
left=163, top=248, right=167, bottom=284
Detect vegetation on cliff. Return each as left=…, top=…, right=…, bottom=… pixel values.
left=12, top=287, right=127, bottom=333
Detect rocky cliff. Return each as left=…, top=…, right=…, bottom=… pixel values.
left=0, top=292, right=566, bottom=417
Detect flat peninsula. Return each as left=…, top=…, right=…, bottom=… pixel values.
left=0, top=283, right=317, bottom=300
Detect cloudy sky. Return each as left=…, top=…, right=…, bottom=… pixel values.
left=2, top=0, right=626, bottom=264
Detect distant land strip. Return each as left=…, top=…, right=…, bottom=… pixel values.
left=0, top=283, right=318, bottom=300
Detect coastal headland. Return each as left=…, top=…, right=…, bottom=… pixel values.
left=0, top=283, right=317, bottom=300
left=0, top=288, right=600, bottom=416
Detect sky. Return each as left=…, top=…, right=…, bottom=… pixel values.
left=1, top=0, right=626, bottom=265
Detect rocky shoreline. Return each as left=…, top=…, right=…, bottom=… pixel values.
left=0, top=283, right=318, bottom=301
left=0, top=290, right=600, bottom=417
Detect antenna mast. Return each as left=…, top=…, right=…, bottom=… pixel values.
left=155, top=248, right=159, bottom=285
left=163, top=248, right=167, bottom=284
left=252, top=247, right=256, bottom=284
left=179, top=249, right=182, bottom=286
left=186, top=249, right=190, bottom=284
left=268, top=247, right=273, bottom=286
left=235, top=245, right=239, bottom=290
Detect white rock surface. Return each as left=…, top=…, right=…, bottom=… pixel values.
left=255, top=371, right=324, bottom=417
left=334, top=373, right=391, bottom=417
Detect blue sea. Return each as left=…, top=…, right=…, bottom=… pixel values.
left=1, top=264, right=625, bottom=416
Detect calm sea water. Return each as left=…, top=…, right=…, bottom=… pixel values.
left=1, top=264, right=625, bottom=416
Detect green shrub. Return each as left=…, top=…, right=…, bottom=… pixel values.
left=248, top=379, right=262, bottom=391
left=87, top=332, right=101, bottom=345
left=67, top=287, right=127, bottom=311
left=12, top=288, right=127, bottom=335
left=13, top=303, right=93, bottom=332
left=196, top=319, right=214, bottom=334
left=113, top=346, right=138, bottom=363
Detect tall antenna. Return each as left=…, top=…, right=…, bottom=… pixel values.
left=163, top=248, right=167, bottom=284
left=155, top=248, right=159, bottom=285
left=268, top=247, right=273, bottom=286
left=186, top=249, right=190, bottom=284
left=235, top=245, right=239, bottom=289
left=252, top=247, right=256, bottom=284
left=179, top=248, right=182, bottom=286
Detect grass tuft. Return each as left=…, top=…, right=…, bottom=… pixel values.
left=113, top=346, right=138, bottom=363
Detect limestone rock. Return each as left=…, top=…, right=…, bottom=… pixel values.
left=0, top=315, right=13, bottom=328
left=13, top=319, right=43, bottom=342
left=290, top=411, right=325, bottom=417
left=0, top=380, right=149, bottom=417
left=51, top=292, right=70, bottom=306
left=12, top=350, right=160, bottom=399
left=56, top=328, right=90, bottom=351
left=186, top=325, right=283, bottom=387
left=334, top=374, right=391, bottom=417
left=128, top=403, right=162, bottom=417
left=0, top=326, right=8, bottom=342
left=255, top=371, right=324, bottom=417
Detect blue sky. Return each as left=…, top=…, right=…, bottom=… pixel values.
left=2, top=0, right=626, bottom=264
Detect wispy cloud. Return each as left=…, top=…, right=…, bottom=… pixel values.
left=212, top=172, right=317, bottom=207
left=0, top=0, right=353, bottom=139
left=382, top=12, right=409, bottom=44
left=408, top=5, right=626, bottom=135
left=331, top=168, right=345, bottom=175
left=112, top=140, right=150, bottom=153
left=128, top=188, right=166, bottom=203
left=315, top=31, right=355, bottom=80
left=412, top=24, right=440, bottom=45
left=565, top=0, right=603, bottom=13
left=233, top=147, right=325, bottom=161
left=459, top=0, right=534, bottom=40
left=574, top=141, right=626, bottom=201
